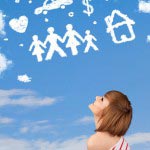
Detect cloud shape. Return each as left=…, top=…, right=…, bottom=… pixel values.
left=139, top=0, right=150, bottom=13
left=9, top=16, right=28, bottom=33
left=0, top=135, right=87, bottom=150
left=126, top=132, right=150, bottom=145
left=20, top=120, right=53, bottom=134
left=0, top=89, right=58, bottom=107
left=147, top=35, right=150, bottom=43
left=0, top=132, right=150, bottom=150
left=74, top=116, right=94, bottom=125
left=0, top=117, right=14, bottom=124
left=34, top=0, right=73, bottom=15
left=0, top=53, right=12, bottom=75
left=17, top=74, right=32, bottom=83
left=0, top=10, right=5, bottom=35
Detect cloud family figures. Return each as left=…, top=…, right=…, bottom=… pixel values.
left=29, top=35, right=46, bottom=62
left=29, top=24, right=99, bottom=62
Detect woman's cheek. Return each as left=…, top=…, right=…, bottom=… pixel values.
left=89, top=104, right=102, bottom=116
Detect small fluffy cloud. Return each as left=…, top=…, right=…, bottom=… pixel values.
left=139, top=0, right=150, bottom=13
left=0, top=10, right=5, bottom=35
left=0, top=117, right=14, bottom=124
left=74, top=116, right=94, bottom=125
left=0, top=53, right=12, bottom=75
left=0, top=89, right=58, bottom=107
left=147, top=35, right=150, bottom=42
left=17, top=74, right=32, bottom=83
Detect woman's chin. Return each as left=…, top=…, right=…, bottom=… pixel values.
left=88, top=103, right=94, bottom=112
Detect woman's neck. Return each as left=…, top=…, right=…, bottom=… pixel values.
left=94, top=115, right=102, bottom=129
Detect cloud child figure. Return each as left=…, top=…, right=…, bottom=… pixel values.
left=83, top=30, right=99, bottom=53
left=29, top=35, right=46, bottom=62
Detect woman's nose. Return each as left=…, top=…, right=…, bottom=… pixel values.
left=96, top=96, right=102, bottom=100
left=96, top=96, right=99, bottom=100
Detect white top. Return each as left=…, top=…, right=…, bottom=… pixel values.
left=109, top=137, right=130, bottom=150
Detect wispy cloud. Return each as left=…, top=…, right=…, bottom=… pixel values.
left=0, top=132, right=150, bottom=150
left=139, top=0, right=150, bottom=13
left=0, top=53, right=12, bottom=75
left=20, top=120, right=53, bottom=134
left=0, top=89, right=58, bottom=107
left=0, top=117, right=14, bottom=124
left=0, top=135, right=87, bottom=150
left=126, top=132, right=150, bottom=145
left=0, top=10, right=5, bottom=35
left=74, top=116, right=94, bottom=125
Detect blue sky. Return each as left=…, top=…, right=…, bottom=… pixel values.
left=0, top=0, right=150, bottom=149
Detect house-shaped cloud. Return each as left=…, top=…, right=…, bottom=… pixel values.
left=105, top=10, right=136, bottom=44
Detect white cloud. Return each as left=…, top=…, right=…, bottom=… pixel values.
left=126, top=132, right=150, bottom=145
left=20, top=120, right=53, bottom=134
left=0, top=132, right=150, bottom=150
left=21, top=125, right=53, bottom=134
left=139, top=0, right=150, bottom=13
left=0, top=10, right=5, bottom=35
left=0, top=89, right=58, bottom=107
left=0, top=135, right=87, bottom=150
left=3, top=38, right=8, bottom=41
left=34, top=0, right=73, bottom=15
left=147, top=35, right=150, bottom=42
left=17, top=74, right=32, bottom=83
left=20, top=127, right=29, bottom=134
left=19, top=43, right=24, bottom=47
left=0, top=53, right=12, bottom=75
left=74, top=116, right=94, bottom=125
left=9, top=16, right=28, bottom=33
left=0, top=117, right=14, bottom=124
left=0, top=137, right=32, bottom=150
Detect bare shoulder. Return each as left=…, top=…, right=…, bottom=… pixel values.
left=87, top=134, right=96, bottom=150
left=87, top=133, right=105, bottom=150
left=87, top=132, right=122, bottom=150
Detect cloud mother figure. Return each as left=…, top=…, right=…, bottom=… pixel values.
left=88, top=90, right=132, bottom=150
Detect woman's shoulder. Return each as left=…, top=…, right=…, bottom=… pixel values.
left=87, top=133, right=98, bottom=150
left=87, top=133, right=97, bottom=146
left=87, top=133, right=107, bottom=150
left=87, top=132, right=123, bottom=150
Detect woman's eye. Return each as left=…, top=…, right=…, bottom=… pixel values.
left=101, top=97, right=103, bottom=101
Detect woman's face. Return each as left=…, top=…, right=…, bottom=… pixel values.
left=89, top=96, right=110, bottom=116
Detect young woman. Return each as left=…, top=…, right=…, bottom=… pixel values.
left=88, top=90, right=132, bottom=150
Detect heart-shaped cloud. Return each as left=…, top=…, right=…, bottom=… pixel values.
left=9, top=16, right=28, bottom=33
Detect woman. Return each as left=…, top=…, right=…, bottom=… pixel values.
left=88, top=90, right=132, bottom=150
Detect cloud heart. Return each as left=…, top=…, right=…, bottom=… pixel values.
left=9, top=16, right=28, bottom=33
